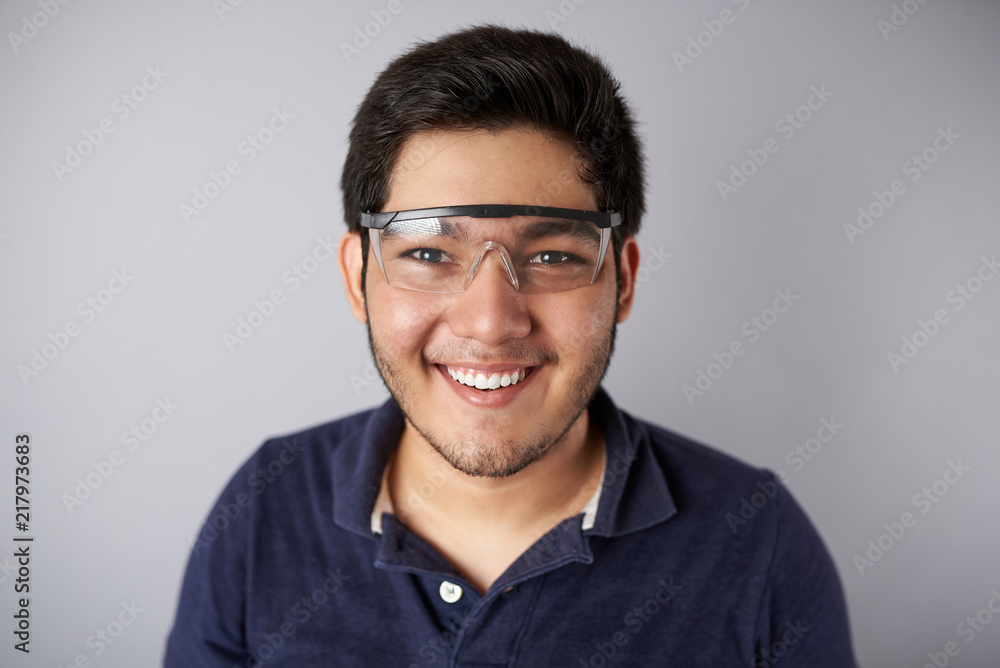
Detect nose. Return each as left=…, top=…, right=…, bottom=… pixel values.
left=446, top=249, right=531, bottom=345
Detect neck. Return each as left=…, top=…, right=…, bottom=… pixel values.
left=389, top=411, right=604, bottom=535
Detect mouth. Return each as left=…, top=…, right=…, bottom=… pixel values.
left=441, top=364, right=534, bottom=391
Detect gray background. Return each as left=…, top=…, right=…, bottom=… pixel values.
left=1, top=0, right=998, bottom=665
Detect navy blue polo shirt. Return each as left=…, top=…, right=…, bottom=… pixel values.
left=165, top=388, right=856, bottom=667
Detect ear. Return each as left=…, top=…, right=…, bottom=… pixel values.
left=615, top=235, right=640, bottom=323
left=338, top=232, right=367, bottom=324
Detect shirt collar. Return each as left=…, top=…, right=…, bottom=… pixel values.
left=332, top=387, right=676, bottom=539
left=370, top=449, right=605, bottom=535
left=584, top=388, right=677, bottom=536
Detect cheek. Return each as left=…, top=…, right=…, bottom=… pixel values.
left=534, top=288, right=616, bottom=359
left=367, top=285, right=442, bottom=351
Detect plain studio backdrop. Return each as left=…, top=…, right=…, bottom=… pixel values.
left=2, top=0, right=999, bottom=665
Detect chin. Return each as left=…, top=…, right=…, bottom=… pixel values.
left=425, top=433, right=551, bottom=479
left=415, top=408, right=586, bottom=478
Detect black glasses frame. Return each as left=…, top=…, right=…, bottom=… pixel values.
left=358, top=204, right=622, bottom=293
left=359, top=204, right=622, bottom=230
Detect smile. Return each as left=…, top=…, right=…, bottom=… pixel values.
left=444, top=365, right=533, bottom=390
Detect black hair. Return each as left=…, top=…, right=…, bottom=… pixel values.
left=340, top=24, right=646, bottom=291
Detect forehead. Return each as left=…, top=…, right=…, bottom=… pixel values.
left=384, top=127, right=596, bottom=212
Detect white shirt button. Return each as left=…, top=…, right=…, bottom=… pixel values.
left=439, top=581, right=463, bottom=603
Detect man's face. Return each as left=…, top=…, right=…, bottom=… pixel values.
left=341, top=127, right=637, bottom=478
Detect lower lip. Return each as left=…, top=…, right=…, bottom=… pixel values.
left=436, top=365, right=539, bottom=408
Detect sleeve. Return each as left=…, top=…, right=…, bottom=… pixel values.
left=752, top=480, right=858, bottom=668
left=164, top=461, right=256, bottom=667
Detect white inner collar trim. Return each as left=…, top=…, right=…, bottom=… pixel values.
left=370, top=452, right=395, bottom=535
left=580, top=456, right=605, bottom=531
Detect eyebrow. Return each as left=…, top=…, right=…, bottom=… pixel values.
left=383, top=217, right=600, bottom=245
left=381, top=217, right=472, bottom=243
left=512, top=220, right=601, bottom=245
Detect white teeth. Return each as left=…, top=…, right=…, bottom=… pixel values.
left=446, top=366, right=531, bottom=390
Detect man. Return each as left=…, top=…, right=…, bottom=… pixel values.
left=167, top=25, right=857, bottom=666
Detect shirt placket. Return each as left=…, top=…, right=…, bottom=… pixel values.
left=374, top=514, right=594, bottom=666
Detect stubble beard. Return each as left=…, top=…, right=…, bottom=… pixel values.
left=365, top=314, right=617, bottom=479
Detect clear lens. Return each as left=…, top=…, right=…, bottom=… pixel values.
left=375, top=215, right=607, bottom=293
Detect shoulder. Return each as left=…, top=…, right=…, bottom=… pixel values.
left=621, top=409, right=781, bottom=516
left=254, top=405, right=377, bottom=464
left=212, top=405, right=380, bottom=514
left=614, top=407, right=829, bottom=570
left=626, top=410, right=848, bottom=600
left=244, top=406, right=376, bottom=475
left=618, top=410, right=854, bottom=658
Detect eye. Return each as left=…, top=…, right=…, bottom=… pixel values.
left=528, top=251, right=578, bottom=265
left=405, top=248, right=446, bottom=263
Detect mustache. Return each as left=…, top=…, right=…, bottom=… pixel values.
left=424, top=341, right=557, bottom=366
